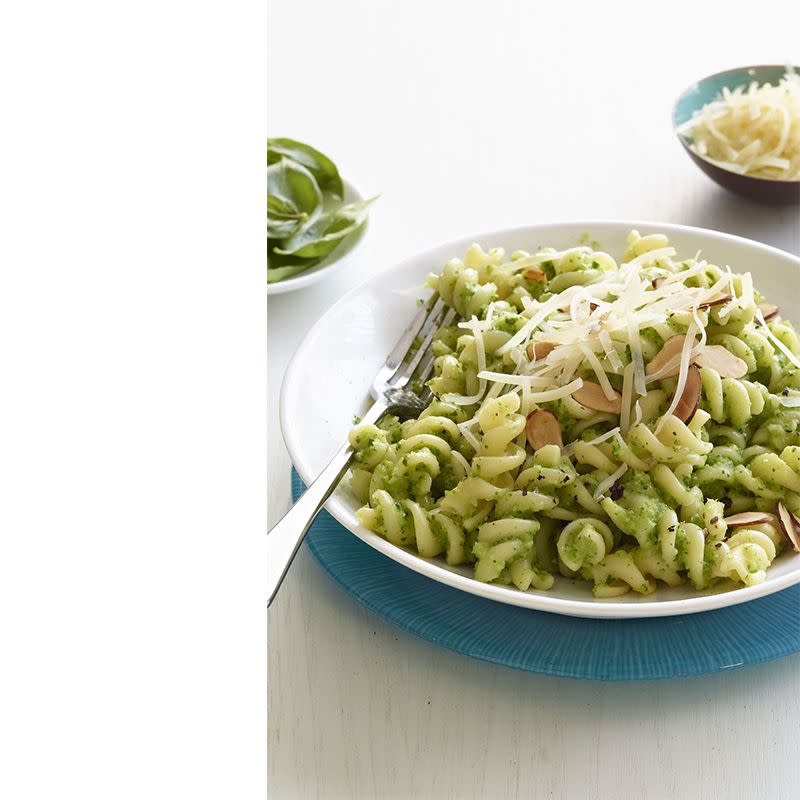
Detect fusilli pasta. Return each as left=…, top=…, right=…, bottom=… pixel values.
left=348, top=230, right=800, bottom=597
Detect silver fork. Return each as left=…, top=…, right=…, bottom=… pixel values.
left=267, top=292, right=457, bottom=606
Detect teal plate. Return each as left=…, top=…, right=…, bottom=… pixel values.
left=293, top=472, right=800, bottom=680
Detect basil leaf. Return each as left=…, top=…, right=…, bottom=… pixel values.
left=267, top=263, right=316, bottom=283
left=267, top=158, right=322, bottom=239
left=267, top=195, right=303, bottom=239
left=273, top=198, right=375, bottom=260
left=267, top=193, right=299, bottom=219
left=267, top=218, right=301, bottom=239
left=268, top=158, right=322, bottom=217
left=267, top=240, right=320, bottom=276
left=267, top=138, right=344, bottom=198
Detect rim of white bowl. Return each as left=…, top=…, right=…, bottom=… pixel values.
left=280, top=219, right=800, bottom=618
left=267, top=177, right=368, bottom=296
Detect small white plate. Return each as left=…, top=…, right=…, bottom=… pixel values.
left=280, top=220, right=800, bottom=618
left=267, top=178, right=369, bottom=296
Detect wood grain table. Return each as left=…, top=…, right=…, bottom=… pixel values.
left=268, top=3, right=800, bottom=797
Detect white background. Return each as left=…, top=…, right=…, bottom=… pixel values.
left=1, top=2, right=267, bottom=798
left=269, top=1, right=800, bottom=799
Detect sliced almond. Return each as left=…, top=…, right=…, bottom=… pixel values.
left=777, top=501, right=800, bottom=553
left=645, top=335, right=688, bottom=378
left=652, top=277, right=666, bottom=289
left=758, top=302, right=779, bottom=322
left=697, top=293, right=731, bottom=310
left=573, top=382, right=622, bottom=414
left=674, top=365, right=701, bottom=424
left=525, top=341, right=556, bottom=361
left=695, top=345, right=748, bottom=379
left=522, top=268, right=546, bottom=283
left=525, top=409, right=563, bottom=451
left=723, top=512, right=773, bottom=528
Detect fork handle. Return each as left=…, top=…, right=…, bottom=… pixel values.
left=267, top=399, right=387, bottom=607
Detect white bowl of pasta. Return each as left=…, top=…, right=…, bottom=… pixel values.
left=281, top=220, right=800, bottom=618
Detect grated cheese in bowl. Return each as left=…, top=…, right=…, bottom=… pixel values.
left=677, top=71, right=800, bottom=181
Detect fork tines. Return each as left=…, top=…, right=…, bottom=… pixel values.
left=388, top=296, right=456, bottom=391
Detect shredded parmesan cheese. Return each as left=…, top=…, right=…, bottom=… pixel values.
left=585, top=426, right=621, bottom=447
left=563, top=425, right=620, bottom=458
left=444, top=317, right=488, bottom=405
left=757, top=309, right=800, bottom=369
left=428, top=237, right=775, bottom=466
left=598, top=329, right=623, bottom=372
left=677, top=71, right=800, bottom=180
left=579, top=343, right=617, bottom=400
left=450, top=450, right=472, bottom=473
left=626, top=296, right=647, bottom=397
left=619, top=362, right=634, bottom=436
left=506, top=247, right=591, bottom=274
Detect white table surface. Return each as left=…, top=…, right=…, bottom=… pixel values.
left=268, top=3, right=800, bottom=797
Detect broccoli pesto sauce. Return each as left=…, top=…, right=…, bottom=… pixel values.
left=352, top=438, right=379, bottom=462
left=493, top=314, right=521, bottom=335
left=348, top=229, right=800, bottom=598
